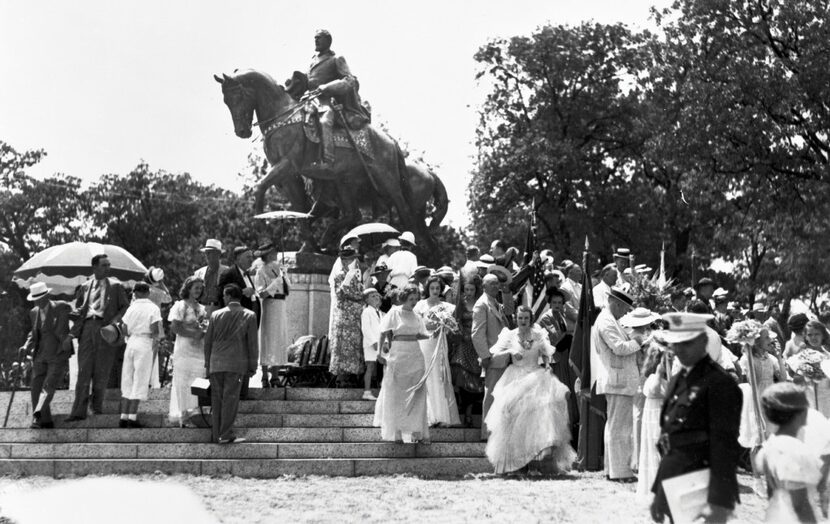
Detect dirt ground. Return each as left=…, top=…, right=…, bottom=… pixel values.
left=0, top=472, right=767, bottom=524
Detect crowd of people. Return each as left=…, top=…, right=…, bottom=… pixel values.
left=17, top=231, right=830, bottom=522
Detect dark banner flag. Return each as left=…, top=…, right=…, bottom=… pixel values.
left=568, top=241, right=606, bottom=471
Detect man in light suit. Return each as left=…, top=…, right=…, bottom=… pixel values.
left=21, top=282, right=73, bottom=428
left=591, top=287, right=644, bottom=482
left=472, top=273, right=515, bottom=441
left=194, top=239, right=229, bottom=316
left=66, top=254, right=129, bottom=421
left=204, top=284, right=259, bottom=444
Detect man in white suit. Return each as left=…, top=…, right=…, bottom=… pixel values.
left=591, top=287, right=644, bottom=482
left=471, top=274, right=514, bottom=441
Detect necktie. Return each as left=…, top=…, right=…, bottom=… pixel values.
left=92, top=280, right=103, bottom=312
left=36, top=309, right=43, bottom=332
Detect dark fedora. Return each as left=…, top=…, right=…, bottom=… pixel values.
left=608, top=287, right=634, bottom=308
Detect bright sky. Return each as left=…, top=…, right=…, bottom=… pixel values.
left=1, top=0, right=666, bottom=227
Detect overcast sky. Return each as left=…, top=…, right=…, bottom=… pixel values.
left=1, top=0, right=667, bottom=226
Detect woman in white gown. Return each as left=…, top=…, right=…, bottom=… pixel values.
left=167, top=277, right=207, bottom=427
left=254, top=243, right=289, bottom=387
left=373, top=285, right=431, bottom=443
left=413, top=276, right=460, bottom=427
left=485, top=306, right=576, bottom=474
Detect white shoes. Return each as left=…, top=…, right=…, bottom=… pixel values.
left=362, top=391, right=377, bottom=400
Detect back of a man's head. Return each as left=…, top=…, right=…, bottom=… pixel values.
left=223, top=283, right=243, bottom=302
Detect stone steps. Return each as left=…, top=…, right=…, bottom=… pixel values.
left=0, top=427, right=483, bottom=443
left=0, top=457, right=492, bottom=478
left=0, top=388, right=489, bottom=478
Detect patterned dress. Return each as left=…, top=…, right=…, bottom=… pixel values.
left=328, top=265, right=365, bottom=375
left=448, top=303, right=483, bottom=394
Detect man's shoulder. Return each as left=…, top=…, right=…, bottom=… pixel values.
left=696, top=358, right=739, bottom=390
left=105, top=277, right=124, bottom=289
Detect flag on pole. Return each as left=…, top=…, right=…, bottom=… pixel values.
left=521, top=211, right=548, bottom=320
left=568, top=238, right=606, bottom=471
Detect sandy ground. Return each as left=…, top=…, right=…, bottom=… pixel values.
left=0, top=471, right=769, bottom=524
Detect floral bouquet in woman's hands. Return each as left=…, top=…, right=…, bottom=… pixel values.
left=426, top=308, right=459, bottom=336
left=725, top=319, right=764, bottom=346
left=786, top=350, right=828, bottom=383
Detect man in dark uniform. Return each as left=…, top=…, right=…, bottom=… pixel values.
left=651, top=312, right=742, bottom=523
left=306, top=29, right=371, bottom=169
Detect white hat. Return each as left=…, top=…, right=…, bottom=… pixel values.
left=712, top=287, right=729, bottom=300
left=655, top=313, right=713, bottom=343
left=487, top=264, right=513, bottom=285
left=382, top=238, right=400, bottom=248
left=26, top=282, right=51, bottom=301
left=340, top=233, right=361, bottom=248
left=635, top=264, right=652, bottom=274
left=200, top=239, right=223, bottom=252
left=146, top=266, right=165, bottom=284
left=362, top=287, right=380, bottom=297
left=398, top=231, right=416, bottom=246
left=619, top=307, right=661, bottom=328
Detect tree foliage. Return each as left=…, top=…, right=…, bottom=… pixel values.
left=469, top=0, right=830, bottom=310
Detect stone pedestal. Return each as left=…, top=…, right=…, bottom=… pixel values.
left=285, top=272, right=331, bottom=343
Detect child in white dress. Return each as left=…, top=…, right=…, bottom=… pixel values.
left=636, top=343, right=670, bottom=498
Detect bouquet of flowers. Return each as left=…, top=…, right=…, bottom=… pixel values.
left=725, top=319, right=764, bottom=346
left=426, top=307, right=459, bottom=335
left=786, top=349, right=828, bottom=383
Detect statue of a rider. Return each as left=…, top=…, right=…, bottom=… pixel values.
left=306, top=29, right=371, bottom=170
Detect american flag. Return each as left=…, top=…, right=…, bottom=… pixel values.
left=522, top=216, right=548, bottom=321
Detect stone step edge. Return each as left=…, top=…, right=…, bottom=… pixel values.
left=0, top=457, right=493, bottom=478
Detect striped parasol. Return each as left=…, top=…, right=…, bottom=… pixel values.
left=13, top=242, right=147, bottom=300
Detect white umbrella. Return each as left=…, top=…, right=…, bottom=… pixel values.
left=13, top=242, right=147, bottom=299
left=253, top=210, right=313, bottom=264
left=344, top=222, right=400, bottom=246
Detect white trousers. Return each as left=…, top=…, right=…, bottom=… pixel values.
left=121, top=337, right=155, bottom=401
left=604, top=393, right=635, bottom=479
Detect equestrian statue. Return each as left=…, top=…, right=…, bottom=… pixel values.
left=214, top=29, right=448, bottom=252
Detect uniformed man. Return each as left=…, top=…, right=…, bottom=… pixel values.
left=651, top=312, right=742, bottom=523
left=306, top=29, right=371, bottom=169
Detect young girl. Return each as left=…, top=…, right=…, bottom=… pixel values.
left=636, top=342, right=670, bottom=498
left=800, top=320, right=830, bottom=417
left=738, top=328, right=786, bottom=449
left=755, top=383, right=824, bottom=522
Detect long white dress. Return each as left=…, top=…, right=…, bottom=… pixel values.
left=636, top=372, right=667, bottom=498
left=373, top=307, right=430, bottom=442
left=755, top=434, right=824, bottom=523
left=485, top=326, right=576, bottom=474
left=254, top=261, right=289, bottom=366
left=413, top=299, right=460, bottom=426
left=167, top=300, right=206, bottom=424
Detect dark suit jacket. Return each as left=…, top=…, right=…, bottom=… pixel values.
left=652, top=356, right=742, bottom=511
left=204, top=303, right=258, bottom=375
left=70, top=277, right=129, bottom=337
left=23, top=301, right=72, bottom=362
left=219, top=266, right=257, bottom=313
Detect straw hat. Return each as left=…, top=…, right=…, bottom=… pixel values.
left=619, top=308, right=661, bottom=328
left=199, top=239, right=224, bottom=252
left=26, top=282, right=51, bottom=302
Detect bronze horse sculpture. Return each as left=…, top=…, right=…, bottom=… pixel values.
left=214, top=69, right=447, bottom=252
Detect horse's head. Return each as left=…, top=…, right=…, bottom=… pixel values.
left=214, top=72, right=255, bottom=139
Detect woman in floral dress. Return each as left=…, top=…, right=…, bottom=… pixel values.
left=450, top=274, right=484, bottom=427
left=328, top=248, right=365, bottom=385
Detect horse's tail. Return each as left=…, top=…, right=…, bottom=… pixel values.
left=429, top=171, right=449, bottom=231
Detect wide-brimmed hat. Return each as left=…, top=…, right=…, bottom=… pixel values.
left=487, top=264, right=513, bottom=285
left=412, top=265, right=431, bottom=277
left=100, top=323, right=126, bottom=345
left=694, top=277, right=715, bottom=290
left=371, top=262, right=390, bottom=276
left=257, top=242, right=277, bottom=256
left=339, top=233, right=361, bottom=248
left=26, top=282, right=51, bottom=302
left=608, top=287, right=635, bottom=308
left=381, top=238, right=400, bottom=248
left=398, top=231, right=416, bottom=246
left=200, top=239, right=224, bottom=252
left=619, top=307, right=661, bottom=328
left=655, top=312, right=713, bottom=343
left=146, top=266, right=165, bottom=284
left=437, top=265, right=454, bottom=281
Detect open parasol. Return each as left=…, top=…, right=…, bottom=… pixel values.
left=343, top=222, right=400, bottom=247
left=253, top=210, right=313, bottom=264
left=13, top=242, right=148, bottom=300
